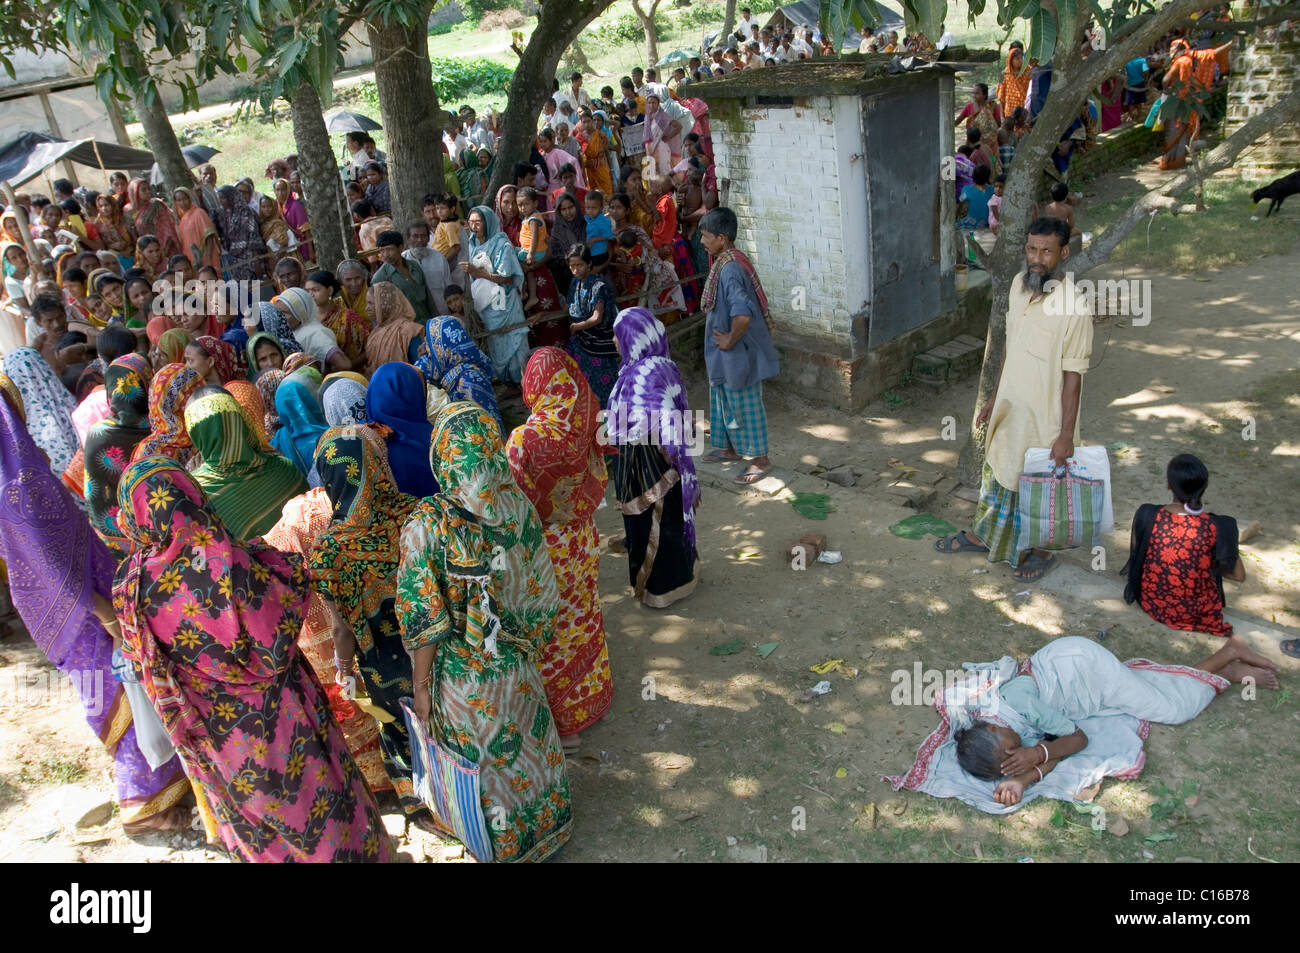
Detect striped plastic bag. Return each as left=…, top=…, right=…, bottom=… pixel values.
left=400, top=697, right=494, bottom=863
left=1015, top=461, right=1106, bottom=553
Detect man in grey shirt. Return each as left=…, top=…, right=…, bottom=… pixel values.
left=699, top=207, right=779, bottom=484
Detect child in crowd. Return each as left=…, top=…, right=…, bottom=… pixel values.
left=967, top=127, right=996, bottom=175
left=997, top=116, right=1017, bottom=170
left=583, top=190, right=613, bottom=270
left=1035, top=181, right=1081, bottom=237
left=987, top=174, right=1006, bottom=233
left=444, top=283, right=464, bottom=317
left=431, top=193, right=463, bottom=264
left=516, top=186, right=548, bottom=310
left=957, top=165, right=994, bottom=229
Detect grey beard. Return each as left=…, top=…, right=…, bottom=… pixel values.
left=1021, top=268, right=1053, bottom=294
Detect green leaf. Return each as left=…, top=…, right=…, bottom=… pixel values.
left=1027, top=5, right=1057, bottom=62
left=1144, top=831, right=1177, bottom=844
left=1055, top=0, right=1079, bottom=53
left=235, top=52, right=247, bottom=72
left=756, top=641, right=780, bottom=658
left=889, top=513, right=958, bottom=539
left=1049, top=805, right=1066, bottom=827
left=709, top=639, right=746, bottom=656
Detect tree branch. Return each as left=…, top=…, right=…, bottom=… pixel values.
left=1069, top=87, right=1300, bottom=274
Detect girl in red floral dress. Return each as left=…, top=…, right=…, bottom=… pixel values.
left=1123, top=454, right=1280, bottom=681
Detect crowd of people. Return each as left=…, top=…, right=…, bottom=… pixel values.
left=953, top=15, right=1236, bottom=232
left=0, top=43, right=794, bottom=859
left=0, top=8, right=1283, bottom=860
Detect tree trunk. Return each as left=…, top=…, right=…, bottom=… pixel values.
left=958, top=0, right=1209, bottom=483
left=720, top=0, right=737, bottom=44
left=368, top=4, right=445, bottom=234
left=633, top=0, right=662, bottom=66
left=486, top=0, right=620, bottom=202
left=289, top=80, right=353, bottom=271
left=121, top=46, right=190, bottom=195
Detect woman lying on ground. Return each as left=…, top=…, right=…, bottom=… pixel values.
left=889, top=635, right=1279, bottom=813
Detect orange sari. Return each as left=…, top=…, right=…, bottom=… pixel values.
left=583, top=129, right=614, bottom=196
left=997, top=52, right=1031, bottom=116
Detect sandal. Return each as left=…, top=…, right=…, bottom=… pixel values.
left=934, top=532, right=989, bottom=555
left=703, top=450, right=738, bottom=464
left=1282, top=639, right=1300, bottom=660
left=734, top=465, right=772, bottom=485
left=1014, top=552, right=1058, bottom=583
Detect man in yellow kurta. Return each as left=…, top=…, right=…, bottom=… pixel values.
left=938, top=218, right=1093, bottom=581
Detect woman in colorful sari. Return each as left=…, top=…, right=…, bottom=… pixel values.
left=246, top=330, right=288, bottom=375
left=265, top=487, right=390, bottom=795
left=319, top=374, right=368, bottom=427
left=224, top=380, right=273, bottom=449
left=2, top=346, right=79, bottom=476
left=506, top=349, right=612, bottom=748
left=1159, top=38, right=1233, bottom=171
left=308, top=426, right=424, bottom=817
left=580, top=113, right=614, bottom=196
left=996, top=47, right=1031, bottom=118
left=0, top=385, right=190, bottom=834
left=272, top=377, right=328, bottom=486
left=214, top=185, right=267, bottom=282
left=606, top=307, right=700, bottom=607
left=83, top=354, right=153, bottom=558
left=957, top=83, right=1002, bottom=176
left=494, top=184, right=522, bottom=244
left=184, top=390, right=308, bottom=540
left=113, top=457, right=393, bottom=861
left=255, top=368, right=287, bottom=440
left=564, top=245, right=620, bottom=406
left=124, top=179, right=181, bottom=260
left=306, top=270, right=367, bottom=367
left=395, top=403, right=572, bottom=861
left=172, top=187, right=221, bottom=272
left=274, top=177, right=312, bottom=261
left=154, top=327, right=193, bottom=372
left=132, top=363, right=204, bottom=466
left=93, top=193, right=135, bottom=267
left=415, top=314, right=502, bottom=431
left=365, top=361, right=438, bottom=498
left=642, top=94, right=683, bottom=177
left=337, top=260, right=371, bottom=327
left=608, top=193, right=685, bottom=321
left=259, top=195, right=294, bottom=273
left=364, top=281, right=424, bottom=375
left=462, top=206, right=529, bottom=386
left=189, top=335, right=240, bottom=385
left=273, top=286, right=349, bottom=372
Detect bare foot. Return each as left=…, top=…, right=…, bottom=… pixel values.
left=1226, top=634, right=1280, bottom=673
left=1221, top=660, right=1280, bottom=689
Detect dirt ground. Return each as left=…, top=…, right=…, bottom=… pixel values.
left=2, top=214, right=1298, bottom=865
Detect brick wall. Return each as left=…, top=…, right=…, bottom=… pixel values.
left=1225, top=18, right=1300, bottom=176
left=710, top=96, right=860, bottom=352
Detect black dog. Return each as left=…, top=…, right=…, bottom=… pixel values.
left=1251, top=170, right=1300, bottom=217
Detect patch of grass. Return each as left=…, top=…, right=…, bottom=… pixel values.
left=18, top=755, right=87, bottom=787
left=1083, top=177, right=1299, bottom=273
left=883, top=390, right=908, bottom=410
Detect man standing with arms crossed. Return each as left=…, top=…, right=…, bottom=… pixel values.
left=937, top=217, right=1094, bottom=581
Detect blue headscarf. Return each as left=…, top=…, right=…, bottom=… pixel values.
left=415, top=316, right=502, bottom=432
left=271, top=378, right=328, bottom=486
left=365, top=362, right=438, bottom=498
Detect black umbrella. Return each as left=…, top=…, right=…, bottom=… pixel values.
left=326, top=111, right=382, bottom=134
left=149, top=144, right=221, bottom=184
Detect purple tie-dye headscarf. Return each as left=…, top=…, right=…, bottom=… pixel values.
left=608, top=306, right=699, bottom=551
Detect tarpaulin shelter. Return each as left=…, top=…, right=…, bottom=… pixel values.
left=764, top=1, right=905, bottom=52
left=0, top=131, right=155, bottom=187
